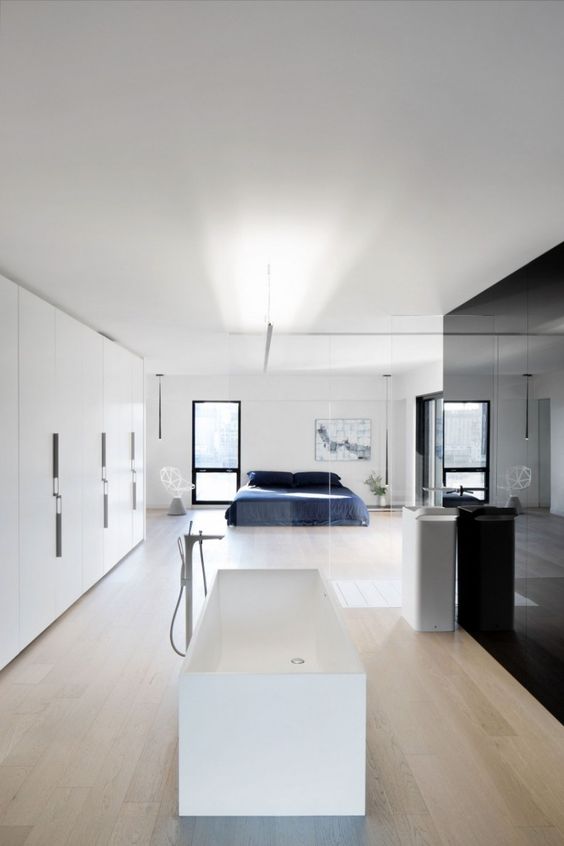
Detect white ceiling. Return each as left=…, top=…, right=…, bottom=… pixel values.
left=2, top=0, right=564, bottom=374
left=188, top=330, right=443, bottom=377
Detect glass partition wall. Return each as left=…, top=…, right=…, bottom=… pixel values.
left=145, top=322, right=442, bottom=634
left=218, top=321, right=443, bottom=607
left=444, top=242, right=564, bottom=723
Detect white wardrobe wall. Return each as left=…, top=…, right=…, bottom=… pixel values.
left=0, top=277, right=145, bottom=672
left=19, top=289, right=57, bottom=647
left=82, top=328, right=105, bottom=591
left=131, top=355, right=145, bottom=545
left=102, top=340, right=145, bottom=571
left=103, top=339, right=136, bottom=571
left=0, top=276, right=19, bottom=668
left=55, top=310, right=85, bottom=616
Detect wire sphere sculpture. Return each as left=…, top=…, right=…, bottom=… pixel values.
left=505, top=465, right=532, bottom=492
left=160, top=466, right=193, bottom=497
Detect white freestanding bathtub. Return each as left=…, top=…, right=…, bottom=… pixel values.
left=178, top=568, right=366, bottom=816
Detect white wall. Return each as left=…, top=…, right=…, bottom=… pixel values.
left=147, top=375, right=227, bottom=507
left=146, top=365, right=442, bottom=509
left=147, top=373, right=385, bottom=508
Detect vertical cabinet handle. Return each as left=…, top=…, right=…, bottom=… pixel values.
left=101, top=432, right=108, bottom=528
left=53, top=434, right=62, bottom=557
left=103, top=480, right=109, bottom=529
left=130, top=432, right=137, bottom=511
left=101, top=431, right=106, bottom=479
left=55, top=494, right=62, bottom=558
left=53, top=433, right=59, bottom=496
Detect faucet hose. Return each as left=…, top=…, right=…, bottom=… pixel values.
left=169, top=580, right=186, bottom=658
left=170, top=526, right=208, bottom=657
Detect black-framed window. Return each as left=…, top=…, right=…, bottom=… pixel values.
left=443, top=401, right=490, bottom=501
left=192, top=401, right=241, bottom=504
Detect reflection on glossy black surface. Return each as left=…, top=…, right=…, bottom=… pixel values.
left=445, top=241, right=564, bottom=724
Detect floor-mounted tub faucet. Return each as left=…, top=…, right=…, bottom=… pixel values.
left=170, top=521, right=224, bottom=656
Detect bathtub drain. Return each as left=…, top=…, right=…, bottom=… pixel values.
left=290, top=657, right=305, bottom=665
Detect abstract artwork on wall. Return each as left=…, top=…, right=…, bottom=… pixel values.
left=315, top=418, right=371, bottom=461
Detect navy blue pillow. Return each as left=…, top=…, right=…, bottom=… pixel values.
left=247, top=470, right=294, bottom=488
left=293, top=472, right=342, bottom=487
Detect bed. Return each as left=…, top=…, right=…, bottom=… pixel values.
left=224, top=471, right=370, bottom=527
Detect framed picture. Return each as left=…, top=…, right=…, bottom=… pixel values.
left=315, top=418, right=371, bottom=461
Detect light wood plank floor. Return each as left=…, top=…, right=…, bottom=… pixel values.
left=1, top=510, right=564, bottom=845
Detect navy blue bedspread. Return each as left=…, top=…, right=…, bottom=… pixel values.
left=224, top=484, right=370, bottom=527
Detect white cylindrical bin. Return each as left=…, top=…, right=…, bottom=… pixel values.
left=401, top=507, right=458, bottom=632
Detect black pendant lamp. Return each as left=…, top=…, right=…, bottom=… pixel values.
left=523, top=373, right=532, bottom=440
left=383, top=374, right=391, bottom=485
left=156, top=374, right=164, bottom=439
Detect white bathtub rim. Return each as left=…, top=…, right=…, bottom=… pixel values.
left=181, top=567, right=365, bottom=677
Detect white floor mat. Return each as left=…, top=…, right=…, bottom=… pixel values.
left=331, top=580, right=401, bottom=608
left=331, top=580, right=538, bottom=609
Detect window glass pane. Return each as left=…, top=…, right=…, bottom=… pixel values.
left=435, top=398, right=444, bottom=484
left=195, top=471, right=238, bottom=502
left=194, top=402, right=239, bottom=469
left=445, top=471, right=486, bottom=500
left=417, top=394, right=444, bottom=506
left=444, top=402, right=488, bottom=468
left=424, top=400, right=435, bottom=488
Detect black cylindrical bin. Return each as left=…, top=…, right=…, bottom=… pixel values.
left=457, top=506, right=517, bottom=632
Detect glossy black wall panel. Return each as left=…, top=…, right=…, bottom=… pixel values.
left=445, top=240, right=564, bottom=724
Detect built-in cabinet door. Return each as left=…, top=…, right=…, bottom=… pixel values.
left=0, top=276, right=19, bottom=669
left=103, top=339, right=132, bottom=572
left=131, top=356, right=145, bottom=546
left=2, top=279, right=145, bottom=667
left=19, top=289, right=57, bottom=647
left=103, top=338, right=121, bottom=572
left=117, top=349, right=134, bottom=561
left=82, top=329, right=105, bottom=591
left=55, top=312, right=84, bottom=614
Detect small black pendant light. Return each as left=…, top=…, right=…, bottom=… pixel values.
left=523, top=373, right=532, bottom=440
left=383, top=374, right=391, bottom=485
left=156, top=374, right=164, bottom=439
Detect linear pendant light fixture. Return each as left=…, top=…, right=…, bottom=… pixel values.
left=383, top=374, right=391, bottom=486
left=263, top=264, right=274, bottom=372
left=523, top=373, right=532, bottom=440
left=156, top=374, right=164, bottom=439
left=263, top=322, right=273, bottom=372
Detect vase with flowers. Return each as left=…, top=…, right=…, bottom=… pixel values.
left=364, top=472, right=388, bottom=507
